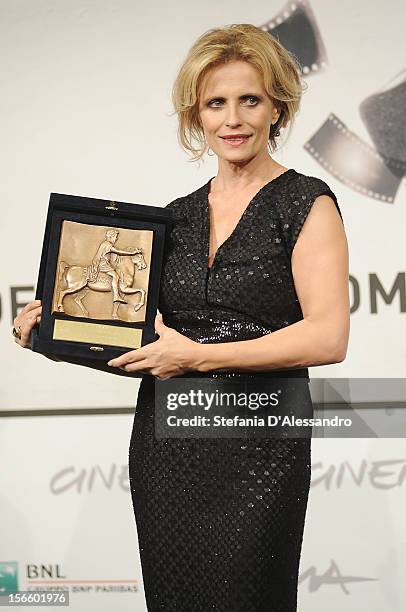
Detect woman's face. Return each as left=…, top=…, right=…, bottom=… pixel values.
left=198, top=60, right=280, bottom=162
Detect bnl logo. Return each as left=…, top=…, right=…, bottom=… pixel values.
left=0, top=562, right=18, bottom=595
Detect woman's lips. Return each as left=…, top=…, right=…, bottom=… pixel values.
left=221, top=135, right=252, bottom=147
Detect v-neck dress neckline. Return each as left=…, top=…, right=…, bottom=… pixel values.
left=203, top=169, right=296, bottom=272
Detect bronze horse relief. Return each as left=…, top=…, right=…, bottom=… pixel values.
left=54, top=226, right=149, bottom=320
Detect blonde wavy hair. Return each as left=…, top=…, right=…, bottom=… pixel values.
left=171, top=23, right=307, bottom=163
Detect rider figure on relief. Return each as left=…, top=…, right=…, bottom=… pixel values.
left=87, top=229, right=138, bottom=303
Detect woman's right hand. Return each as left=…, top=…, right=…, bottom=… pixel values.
left=13, top=299, right=42, bottom=349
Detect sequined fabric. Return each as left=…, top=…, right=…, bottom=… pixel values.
left=129, top=169, right=342, bottom=611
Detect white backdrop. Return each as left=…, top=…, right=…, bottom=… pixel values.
left=1, top=1, right=405, bottom=610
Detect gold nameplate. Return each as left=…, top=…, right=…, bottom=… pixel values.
left=53, top=319, right=143, bottom=348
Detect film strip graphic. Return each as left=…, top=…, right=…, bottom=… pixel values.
left=304, top=114, right=406, bottom=203
left=260, top=1, right=406, bottom=203
left=359, top=69, right=406, bottom=171
left=260, top=0, right=328, bottom=76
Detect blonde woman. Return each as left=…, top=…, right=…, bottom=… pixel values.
left=14, top=24, right=349, bottom=612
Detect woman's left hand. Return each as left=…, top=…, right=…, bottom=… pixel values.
left=106, top=313, right=200, bottom=380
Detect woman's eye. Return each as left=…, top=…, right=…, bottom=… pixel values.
left=208, top=96, right=259, bottom=107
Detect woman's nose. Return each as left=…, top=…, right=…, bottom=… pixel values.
left=225, top=103, right=242, bottom=127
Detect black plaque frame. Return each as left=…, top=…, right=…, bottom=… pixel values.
left=30, top=192, right=174, bottom=372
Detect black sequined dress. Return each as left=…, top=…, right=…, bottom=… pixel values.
left=128, top=169, right=343, bottom=611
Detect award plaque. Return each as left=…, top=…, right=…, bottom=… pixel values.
left=30, top=192, right=174, bottom=374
